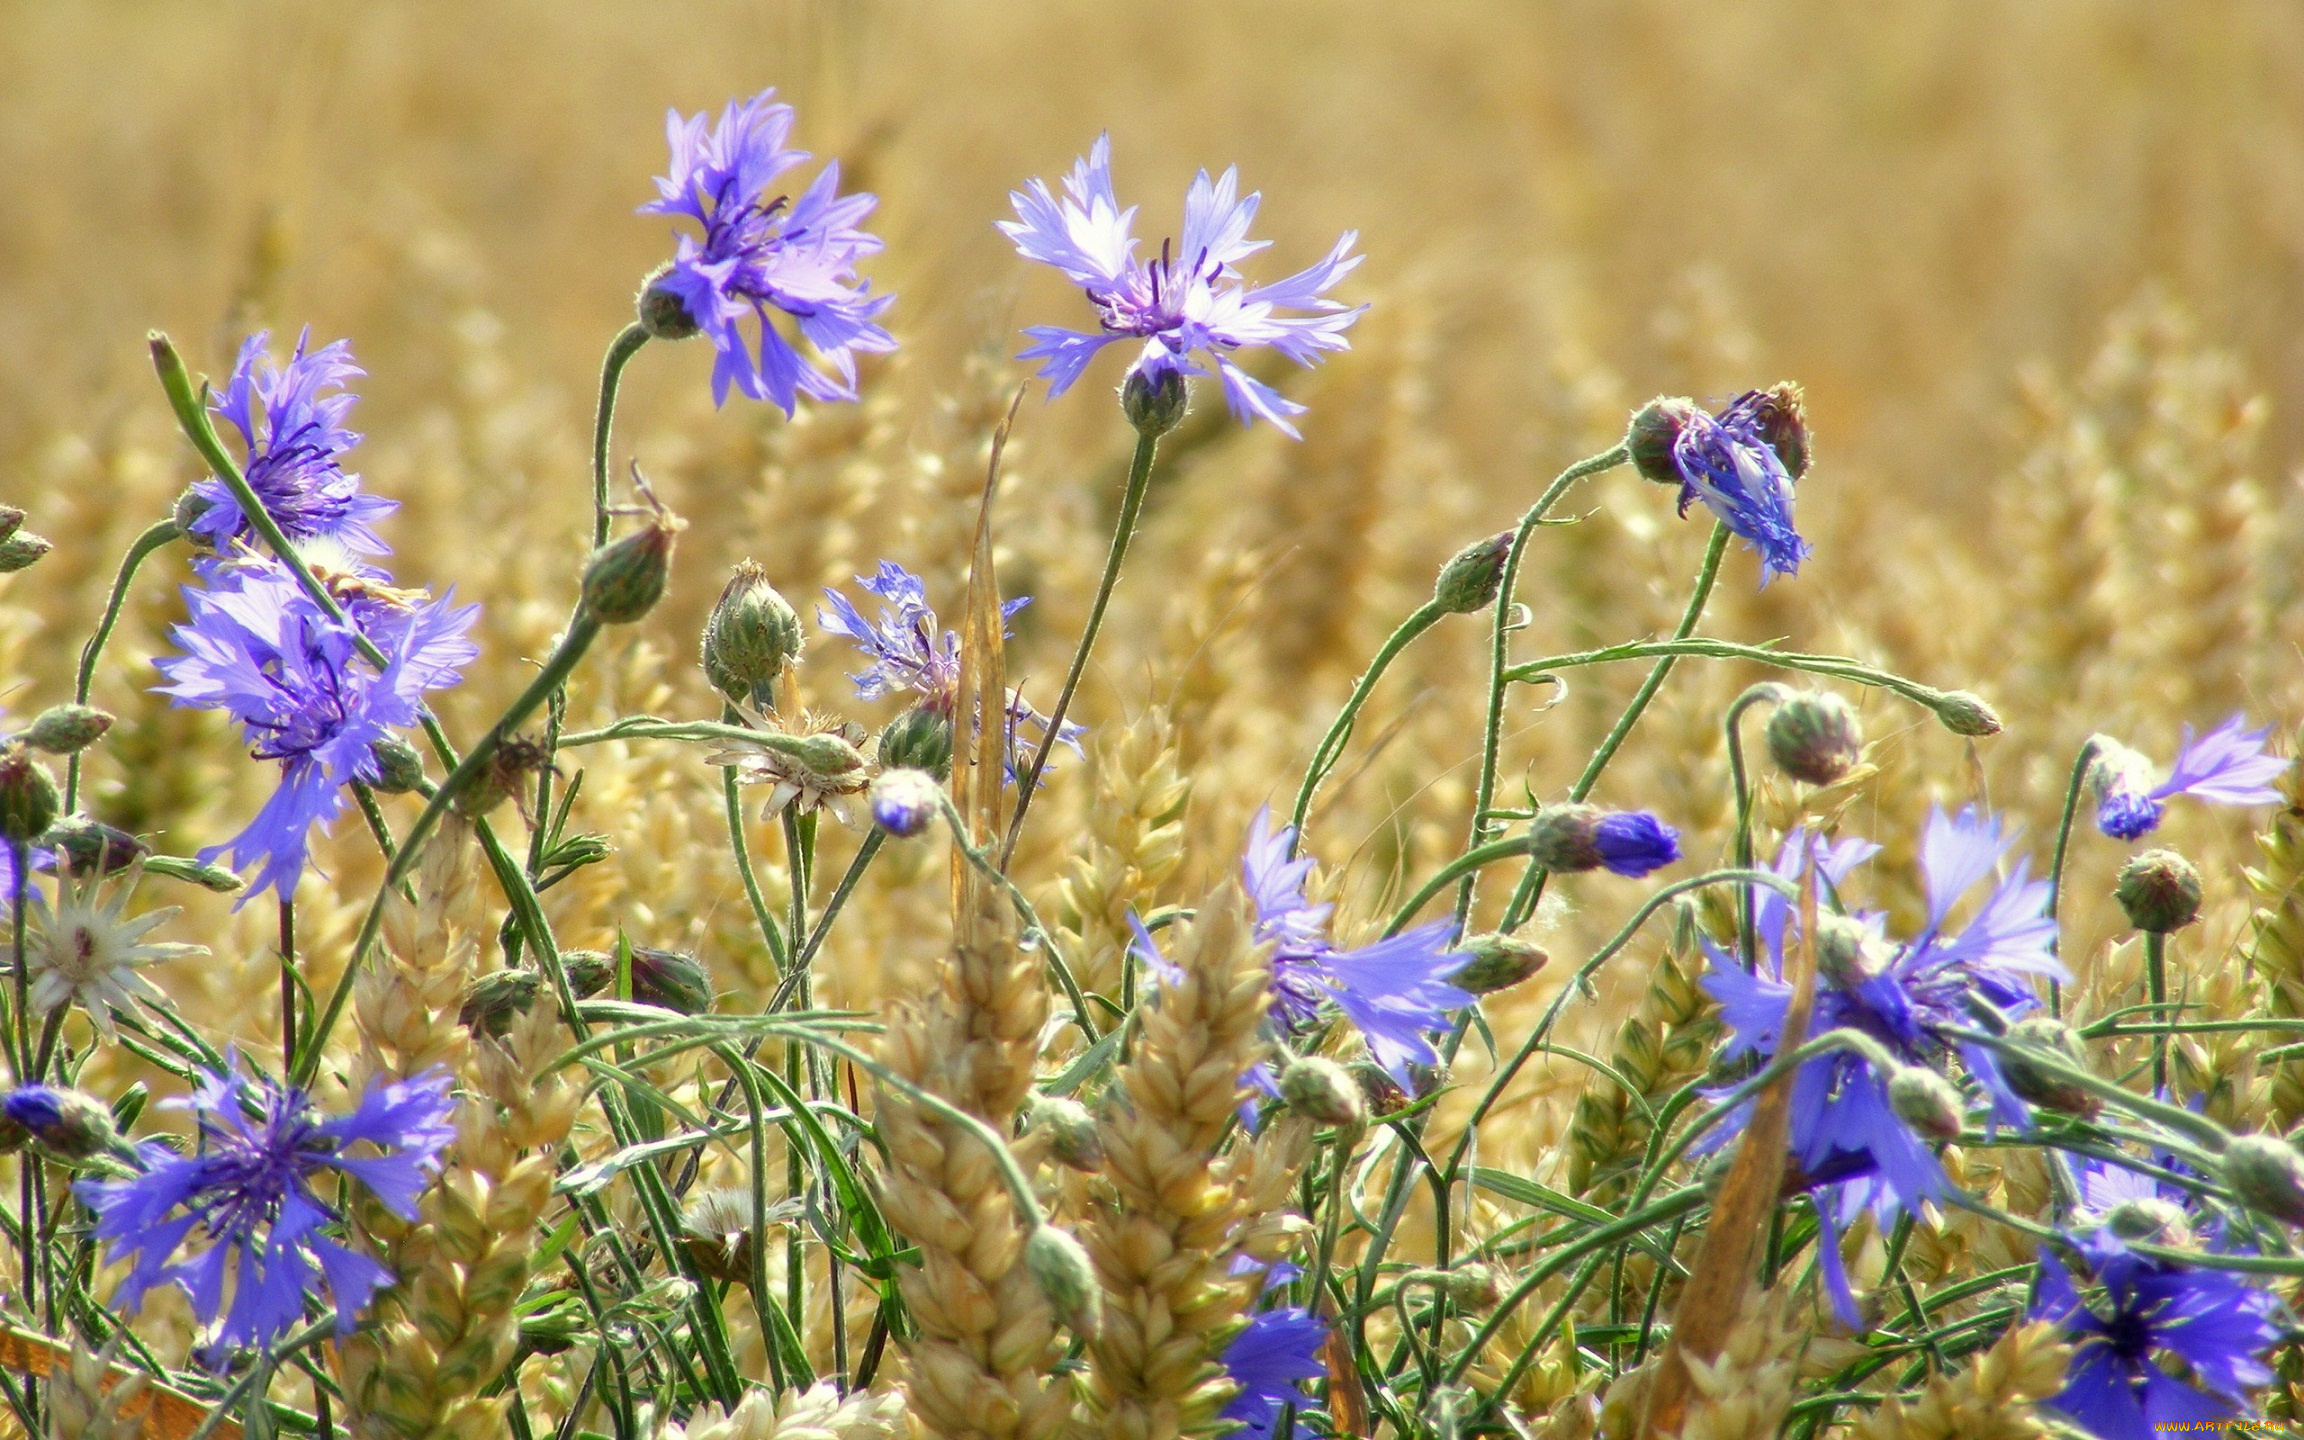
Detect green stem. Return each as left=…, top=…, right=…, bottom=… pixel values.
left=65, top=519, right=179, bottom=811
left=1290, top=600, right=1446, bottom=843
left=1724, top=681, right=1788, bottom=972
left=1502, top=635, right=1956, bottom=712
left=2146, top=930, right=2170, bottom=1096
left=278, top=896, right=297, bottom=1070
left=2046, top=738, right=2102, bottom=1017
left=1382, top=835, right=1533, bottom=937
left=1002, top=427, right=1160, bottom=863
left=593, top=324, right=650, bottom=549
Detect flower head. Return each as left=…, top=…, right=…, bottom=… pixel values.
left=1700, top=808, right=2067, bottom=1326
left=2089, top=715, right=2287, bottom=841
left=1237, top=809, right=1470, bottom=1086
left=154, top=557, right=478, bottom=904
left=77, top=1063, right=456, bottom=1360
left=1528, top=803, right=1682, bottom=878
left=704, top=706, right=873, bottom=826
left=1218, top=1307, right=1327, bottom=1440
left=1001, top=135, right=1365, bottom=437
left=2035, top=1226, right=2281, bottom=1438
left=190, top=330, right=395, bottom=556
left=1664, top=392, right=1810, bottom=585
left=25, top=863, right=204, bottom=1037
left=641, top=89, right=894, bottom=412
left=817, top=561, right=1083, bottom=777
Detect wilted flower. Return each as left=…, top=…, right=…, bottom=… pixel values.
left=1701, top=808, right=2067, bottom=1326
left=1001, top=135, right=1365, bottom=436
left=1633, top=390, right=1811, bottom=585
left=25, top=863, right=205, bottom=1037
left=154, top=557, right=479, bottom=903
left=77, top=1063, right=456, bottom=1360
left=188, top=330, right=395, bottom=556
left=2088, top=714, right=2286, bottom=841
left=639, top=89, right=894, bottom=412
left=1218, top=1307, right=1327, bottom=1440
left=704, top=706, right=872, bottom=826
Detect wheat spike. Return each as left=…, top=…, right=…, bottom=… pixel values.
left=1854, top=1321, right=2070, bottom=1440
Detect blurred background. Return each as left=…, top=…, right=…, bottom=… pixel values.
left=3, top=1, right=2301, bottom=1206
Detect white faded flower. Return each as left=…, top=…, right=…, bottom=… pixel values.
left=27, top=864, right=205, bottom=1036
left=705, top=706, right=873, bottom=827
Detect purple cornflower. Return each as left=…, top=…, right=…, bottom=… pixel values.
left=189, top=330, right=395, bottom=556
left=2034, top=1225, right=2281, bottom=1438
left=817, top=560, right=1082, bottom=771
left=1000, top=135, right=1366, bottom=437
left=77, top=1063, right=455, bottom=1360
left=1530, top=803, right=1682, bottom=878
left=1701, top=808, right=2067, bottom=1326
left=155, top=558, right=478, bottom=904
left=1668, top=394, right=1809, bottom=585
left=2089, top=714, right=2287, bottom=841
left=640, top=89, right=894, bottom=413
left=1218, top=1306, right=1327, bottom=1440
left=1236, top=808, right=1471, bottom=1086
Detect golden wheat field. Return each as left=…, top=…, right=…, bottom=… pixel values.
left=4, top=4, right=2304, bottom=1438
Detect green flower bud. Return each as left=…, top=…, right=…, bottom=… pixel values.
left=702, top=561, right=804, bottom=710
left=141, top=855, right=245, bottom=894
left=1885, top=1067, right=1965, bottom=1142
left=1440, top=1263, right=1503, bottom=1312
left=2000, top=1017, right=2099, bottom=1117
left=0, top=507, right=21, bottom=543
left=682, top=1188, right=759, bottom=1287
left=1121, top=366, right=1189, bottom=438
left=459, top=969, right=546, bottom=1038
left=2223, top=1133, right=2304, bottom=1227
left=581, top=496, right=684, bottom=625
left=2103, top=1196, right=2190, bottom=1247
left=637, top=265, right=702, bottom=341
left=369, top=734, right=427, bottom=795
left=878, top=704, right=954, bottom=780
left=1449, top=933, right=1548, bottom=995
left=1433, top=532, right=1514, bottom=616
left=0, top=743, right=61, bottom=846
left=1627, top=397, right=1700, bottom=485
left=172, top=487, right=216, bottom=544
left=41, top=815, right=148, bottom=876
left=2115, top=849, right=2202, bottom=934
left=0, top=532, right=53, bottom=574
left=1025, top=1095, right=1104, bottom=1172
left=23, top=704, right=113, bottom=756
left=1024, top=1225, right=1103, bottom=1338
left=1931, top=690, right=2002, bottom=738
left=629, top=947, right=714, bottom=1016
left=561, top=950, right=616, bottom=999
left=1279, top=1055, right=1367, bottom=1128
left=1765, top=691, right=1862, bottom=786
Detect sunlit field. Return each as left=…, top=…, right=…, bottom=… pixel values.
left=2, top=5, right=2303, bottom=1438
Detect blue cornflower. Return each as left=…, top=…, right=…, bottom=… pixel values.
left=1667, top=393, right=1809, bottom=585
left=77, top=1063, right=456, bottom=1360
left=155, top=558, right=478, bottom=904
left=1529, top=803, right=1682, bottom=878
left=817, top=560, right=1082, bottom=770
left=1000, top=135, right=1366, bottom=437
left=2035, top=1224, right=2281, bottom=1438
left=1701, top=808, right=2067, bottom=1326
left=1218, top=1306, right=1327, bottom=1440
left=640, top=89, right=895, bottom=413
left=1236, top=809, right=1471, bottom=1086
left=2089, top=714, right=2287, bottom=841
left=189, top=330, right=396, bottom=557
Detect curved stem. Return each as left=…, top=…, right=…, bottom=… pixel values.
left=593, top=324, right=650, bottom=549
left=2046, top=738, right=2102, bottom=1016
left=1724, top=681, right=1788, bottom=972
left=1003, top=427, right=1160, bottom=862
left=1383, top=835, right=1533, bottom=938
left=65, top=519, right=180, bottom=811
left=1455, top=444, right=1628, bottom=934
left=1290, top=599, right=1446, bottom=845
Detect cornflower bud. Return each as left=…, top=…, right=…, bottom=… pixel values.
left=1025, top=1095, right=1104, bottom=1172
left=1024, top=1225, right=1103, bottom=1338
left=561, top=950, right=616, bottom=999
left=681, top=1188, right=758, bottom=1287
left=171, top=487, right=216, bottom=543
left=0, top=742, right=61, bottom=846
left=0, top=506, right=21, bottom=542
left=369, top=735, right=427, bottom=795
left=0, top=532, right=53, bottom=574
left=1528, top=803, right=1681, bottom=878
left=1449, top=933, right=1548, bottom=995
left=1279, top=1055, right=1367, bottom=1129
left=877, top=704, right=954, bottom=780
left=636, top=263, right=703, bottom=341
left=1885, top=1067, right=1966, bottom=1142
left=460, top=969, right=546, bottom=1038
left=23, top=705, right=112, bottom=756
left=869, top=769, right=942, bottom=839
left=2222, top=1133, right=2304, bottom=1227
left=2104, top=1196, right=2191, bottom=1248
left=1765, top=691, right=1862, bottom=786
left=42, top=815, right=148, bottom=876
left=582, top=482, right=685, bottom=625
left=1440, top=1264, right=1504, bottom=1312
left=1432, top=532, right=1514, bottom=615
left=2115, top=849, right=2202, bottom=934
left=1931, top=690, right=2003, bottom=738
left=2, top=1086, right=122, bottom=1162
left=1121, top=366, right=1189, bottom=437
left=1746, top=382, right=1811, bottom=480
left=702, top=561, right=803, bottom=709
left=2000, top=1017, right=2099, bottom=1117
left=1626, top=397, right=1701, bottom=485
left=630, top=947, right=714, bottom=1015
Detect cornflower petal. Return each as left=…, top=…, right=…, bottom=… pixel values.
left=1218, top=1307, right=1326, bottom=1440
left=2154, top=714, right=2287, bottom=806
